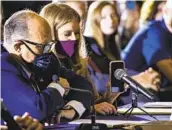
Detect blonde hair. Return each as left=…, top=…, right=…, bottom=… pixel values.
left=140, top=0, right=156, bottom=25
left=86, top=1, right=119, bottom=49
left=40, top=3, right=88, bottom=76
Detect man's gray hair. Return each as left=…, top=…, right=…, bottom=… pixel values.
left=3, top=10, right=37, bottom=46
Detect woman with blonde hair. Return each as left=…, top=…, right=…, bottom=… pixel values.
left=84, top=1, right=121, bottom=93
left=40, top=3, right=117, bottom=116
left=40, top=3, right=87, bottom=76
left=84, top=1, right=161, bottom=104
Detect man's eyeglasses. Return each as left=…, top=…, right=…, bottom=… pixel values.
left=17, top=39, right=55, bottom=55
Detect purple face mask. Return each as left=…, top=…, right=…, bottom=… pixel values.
left=57, top=40, right=77, bottom=57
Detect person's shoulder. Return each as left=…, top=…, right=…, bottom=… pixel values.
left=148, top=20, right=165, bottom=32
left=130, top=23, right=150, bottom=40
left=84, top=36, right=97, bottom=45
left=125, top=24, right=148, bottom=46
left=1, top=52, right=19, bottom=73
left=136, top=20, right=161, bottom=34
left=1, top=52, right=11, bottom=64
left=84, top=36, right=98, bottom=46
left=84, top=36, right=101, bottom=54
left=147, top=20, right=170, bottom=41
left=1, top=42, right=7, bottom=53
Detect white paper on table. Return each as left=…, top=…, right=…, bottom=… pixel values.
left=143, top=102, right=172, bottom=108
left=170, top=108, right=172, bottom=120
left=69, top=119, right=149, bottom=126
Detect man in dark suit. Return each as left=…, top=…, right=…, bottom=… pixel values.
left=1, top=10, right=93, bottom=122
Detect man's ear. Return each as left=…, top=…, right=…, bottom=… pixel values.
left=14, top=41, right=23, bottom=53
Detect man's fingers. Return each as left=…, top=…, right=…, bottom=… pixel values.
left=95, top=102, right=116, bottom=115
left=26, top=119, right=43, bottom=130
left=101, top=103, right=112, bottom=113
left=96, top=106, right=107, bottom=115
left=147, top=67, right=153, bottom=72
left=0, top=125, right=8, bottom=130
left=151, top=73, right=161, bottom=80
left=14, top=115, right=22, bottom=122
left=147, top=68, right=161, bottom=79
left=35, top=123, right=43, bottom=130
left=97, top=109, right=106, bottom=115
left=153, top=78, right=161, bottom=85
left=107, top=103, right=117, bottom=113
left=95, top=104, right=106, bottom=115
left=14, top=112, right=30, bottom=122
left=59, top=78, right=70, bottom=89
left=101, top=105, right=111, bottom=114
left=21, top=112, right=30, bottom=119
left=149, top=84, right=160, bottom=92
left=21, top=116, right=33, bottom=127
left=59, top=109, right=76, bottom=120
left=8, top=113, right=43, bottom=130
left=15, top=115, right=33, bottom=128
left=104, top=103, right=116, bottom=114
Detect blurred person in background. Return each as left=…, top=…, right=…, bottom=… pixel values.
left=118, top=1, right=143, bottom=50
left=40, top=3, right=118, bottom=116
left=84, top=1, right=161, bottom=104
left=84, top=1, right=121, bottom=93
left=52, top=0, right=88, bottom=34
left=122, top=0, right=172, bottom=101
left=139, top=0, right=166, bottom=26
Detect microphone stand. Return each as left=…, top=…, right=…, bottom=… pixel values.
left=47, top=87, right=108, bottom=130
left=123, top=92, right=158, bottom=121
left=65, top=88, right=108, bottom=130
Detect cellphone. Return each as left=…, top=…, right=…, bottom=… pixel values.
left=109, top=61, right=125, bottom=92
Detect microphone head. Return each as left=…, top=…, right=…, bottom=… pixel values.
left=114, top=69, right=126, bottom=80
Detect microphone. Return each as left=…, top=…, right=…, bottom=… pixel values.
left=1, top=99, right=22, bottom=130
left=114, top=69, right=156, bottom=101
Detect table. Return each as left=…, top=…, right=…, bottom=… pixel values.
left=44, top=103, right=171, bottom=130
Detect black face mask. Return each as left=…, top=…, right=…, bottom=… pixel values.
left=31, top=53, right=51, bottom=72
left=29, top=52, right=61, bottom=80
left=19, top=40, right=60, bottom=79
